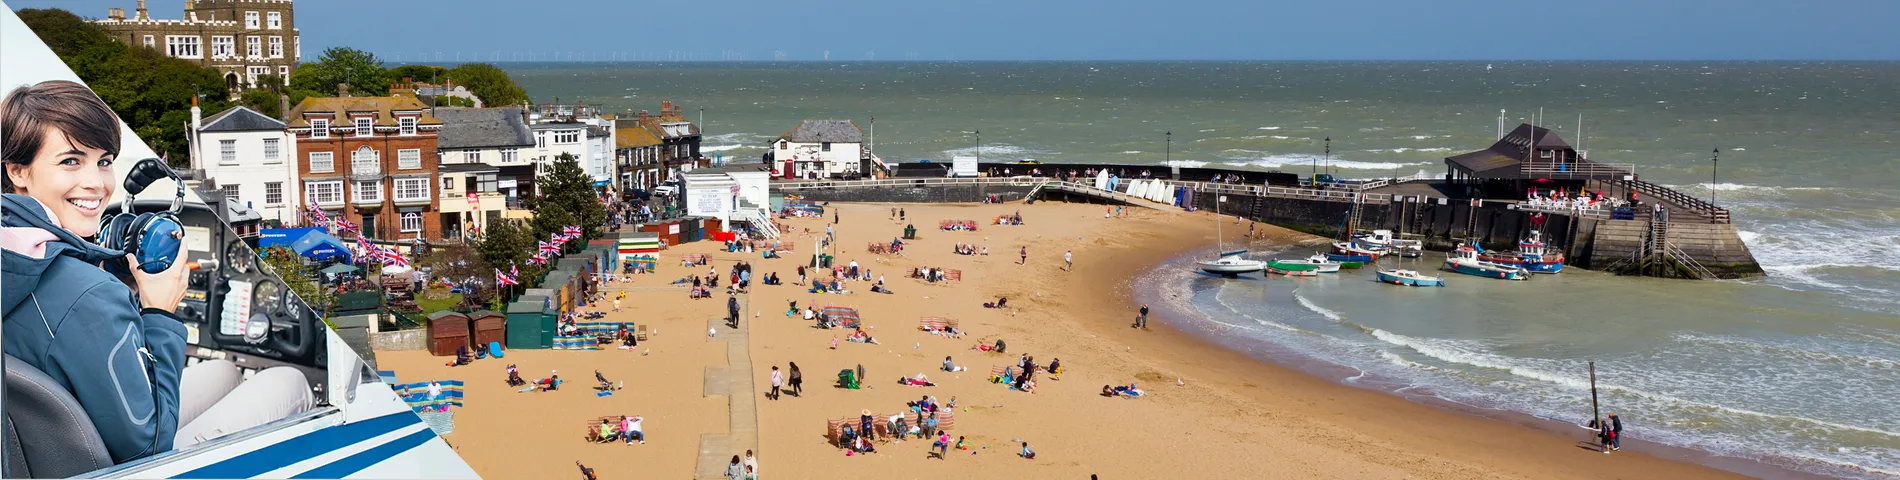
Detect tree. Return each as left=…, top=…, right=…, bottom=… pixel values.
left=531, top=153, right=606, bottom=250
left=388, top=65, right=447, bottom=84
left=238, top=89, right=283, bottom=119
left=260, top=246, right=336, bottom=323
left=447, top=63, right=530, bottom=106
left=421, top=244, right=489, bottom=286
left=476, top=220, right=532, bottom=273
left=18, top=8, right=232, bottom=166
left=288, top=47, right=390, bottom=100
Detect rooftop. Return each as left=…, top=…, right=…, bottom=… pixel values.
left=286, top=95, right=440, bottom=128
left=432, top=108, right=533, bottom=149
left=199, top=106, right=285, bottom=132
left=779, top=120, right=863, bottom=143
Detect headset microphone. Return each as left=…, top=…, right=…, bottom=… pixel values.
left=97, top=158, right=186, bottom=276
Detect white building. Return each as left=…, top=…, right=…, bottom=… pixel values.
left=525, top=109, right=618, bottom=195
left=773, top=120, right=865, bottom=179
left=683, top=163, right=774, bottom=233
left=192, top=104, right=297, bottom=224
left=433, top=107, right=535, bottom=235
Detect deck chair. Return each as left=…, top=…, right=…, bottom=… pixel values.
left=635, top=324, right=648, bottom=341
left=837, top=369, right=860, bottom=389
left=919, top=317, right=945, bottom=331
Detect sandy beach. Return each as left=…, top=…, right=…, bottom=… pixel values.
left=376, top=200, right=1750, bottom=479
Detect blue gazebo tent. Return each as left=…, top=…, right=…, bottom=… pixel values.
left=291, top=230, right=352, bottom=263
left=259, top=227, right=324, bottom=249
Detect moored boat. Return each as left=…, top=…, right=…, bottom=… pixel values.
left=1267, top=257, right=1341, bottom=274
left=1355, top=229, right=1424, bottom=258
left=1328, top=241, right=1383, bottom=263
left=1267, top=265, right=1320, bottom=276
left=1445, top=244, right=1531, bottom=280
left=1376, top=269, right=1445, bottom=286
left=1197, top=196, right=1266, bottom=277
left=1476, top=229, right=1565, bottom=273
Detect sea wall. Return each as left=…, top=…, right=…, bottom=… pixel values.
left=785, top=183, right=1039, bottom=204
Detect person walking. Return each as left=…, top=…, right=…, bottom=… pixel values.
left=1064, top=250, right=1073, bottom=271
left=1609, top=413, right=1622, bottom=451
left=1598, top=418, right=1615, bottom=454
left=900, top=208, right=906, bottom=221
left=728, top=294, right=742, bottom=328
left=1020, top=246, right=1028, bottom=266
left=1134, top=304, right=1150, bottom=329
left=613, top=294, right=623, bottom=312
left=743, top=450, right=759, bottom=476
left=789, top=362, right=804, bottom=397
left=725, top=455, right=743, bottom=479
left=769, top=366, right=783, bottom=400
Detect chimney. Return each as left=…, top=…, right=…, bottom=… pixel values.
left=135, top=0, right=148, bottom=20
left=108, top=7, right=124, bottom=20
left=639, top=110, right=649, bottom=123
left=189, top=96, right=203, bottom=171
left=661, top=101, right=671, bottom=114
left=184, top=1, right=194, bottom=21
left=338, top=83, right=350, bottom=97
left=279, top=94, right=291, bottom=122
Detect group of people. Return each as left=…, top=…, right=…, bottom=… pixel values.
left=941, top=220, right=979, bottom=231
left=953, top=243, right=986, bottom=256
left=994, top=213, right=1026, bottom=226
left=767, top=363, right=803, bottom=400
left=587, top=415, right=645, bottom=444
left=912, top=266, right=950, bottom=283
left=994, top=354, right=1056, bottom=393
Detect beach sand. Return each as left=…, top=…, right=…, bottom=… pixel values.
left=377, top=201, right=1747, bottom=479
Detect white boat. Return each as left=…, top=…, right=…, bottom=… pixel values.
left=1377, top=269, right=1445, bottom=287
left=1444, top=244, right=1531, bottom=280
left=1200, top=250, right=1267, bottom=276
left=1266, top=254, right=1342, bottom=273
left=1355, top=229, right=1423, bottom=258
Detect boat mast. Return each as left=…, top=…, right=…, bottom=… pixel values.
left=1215, top=194, right=1224, bottom=253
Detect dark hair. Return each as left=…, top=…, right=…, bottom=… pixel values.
left=1, top=80, right=122, bottom=193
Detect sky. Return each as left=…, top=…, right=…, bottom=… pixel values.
left=11, top=0, right=1900, bottom=61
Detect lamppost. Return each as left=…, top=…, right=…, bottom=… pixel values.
left=1325, top=136, right=1332, bottom=179
left=974, top=129, right=981, bottom=162
left=1710, top=147, right=1720, bottom=208
left=1165, top=131, right=1172, bottom=165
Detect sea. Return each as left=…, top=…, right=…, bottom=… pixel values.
left=501, top=61, right=1900, bottom=478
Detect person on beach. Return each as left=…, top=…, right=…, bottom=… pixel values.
left=769, top=366, right=783, bottom=400
left=1065, top=250, right=1073, bottom=271
left=743, top=450, right=759, bottom=477
left=860, top=409, right=877, bottom=441
left=1019, top=442, right=1036, bottom=459
left=726, top=455, right=743, bottom=479
left=789, top=362, right=804, bottom=396
left=932, top=431, right=952, bottom=458
left=900, top=208, right=905, bottom=220
left=1135, top=304, right=1150, bottom=329
left=1020, top=246, right=1028, bottom=265
left=1609, top=413, right=1622, bottom=451
left=622, top=415, right=644, bottom=444
left=1597, top=418, right=1614, bottom=453
left=891, top=207, right=896, bottom=219
left=728, top=294, right=741, bottom=327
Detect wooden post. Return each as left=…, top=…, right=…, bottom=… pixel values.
left=1589, top=361, right=1601, bottom=426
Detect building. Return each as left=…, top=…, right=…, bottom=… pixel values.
left=614, top=118, right=664, bottom=194
left=92, top=0, right=301, bottom=92
left=774, top=119, right=866, bottom=179
left=285, top=89, right=444, bottom=241
left=191, top=103, right=298, bottom=224
left=681, top=163, right=774, bottom=232
left=1444, top=122, right=1629, bottom=199
left=521, top=103, right=617, bottom=196
left=638, top=101, right=703, bottom=178
left=432, top=107, right=534, bottom=238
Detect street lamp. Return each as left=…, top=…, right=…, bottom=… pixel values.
left=1710, top=147, right=1720, bottom=208
left=974, top=130, right=981, bottom=162
left=1325, top=136, right=1332, bottom=178
left=1165, top=131, right=1172, bottom=165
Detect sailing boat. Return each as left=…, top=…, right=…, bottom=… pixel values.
left=1197, top=195, right=1266, bottom=276
left=1326, top=202, right=1384, bottom=263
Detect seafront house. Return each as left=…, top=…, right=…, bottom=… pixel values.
left=189, top=103, right=298, bottom=225
left=636, top=101, right=705, bottom=181
left=286, top=87, right=444, bottom=241
left=91, top=0, right=301, bottom=92
left=522, top=103, right=618, bottom=196
left=614, top=115, right=664, bottom=194
left=431, top=107, right=534, bottom=239
left=774, top=119, right=867, bottom=179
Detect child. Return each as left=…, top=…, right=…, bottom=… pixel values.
left=1019, top=441, right=1036, bottom=459
left=932, top=432, right=952, bottom=458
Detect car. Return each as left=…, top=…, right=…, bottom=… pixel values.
left=652, top=185, right=678, bottom=196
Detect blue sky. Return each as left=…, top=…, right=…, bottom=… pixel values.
left=13, top=0, right=1899, bottom=60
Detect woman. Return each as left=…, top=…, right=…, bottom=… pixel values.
left=788, top=362, right=803, bottom=397
left=725, top=455, right=743, bottom=479
left=2, top=80, right=308, bottom=463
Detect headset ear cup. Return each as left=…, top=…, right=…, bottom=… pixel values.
left=99, top=214, right=133, bottom=250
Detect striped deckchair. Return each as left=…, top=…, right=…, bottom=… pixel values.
left=919, top=317, right=958, bottom=331
left=553, top=335, right=601, bottom=350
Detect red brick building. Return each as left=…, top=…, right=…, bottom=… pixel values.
left=286, top=90, right=444, bottom=241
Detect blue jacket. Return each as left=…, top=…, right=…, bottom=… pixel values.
left=1, top=194, right=187, bottom=463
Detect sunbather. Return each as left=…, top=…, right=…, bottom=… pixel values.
left=506, top=366, right=525, bottom=387
left=1019, top=441, right=1036, bottom=459
left=452, top=346, right=472, bottom=366
left=578, top=461, right=598, bottom=480
left=595, top=371, right=618, bottom=391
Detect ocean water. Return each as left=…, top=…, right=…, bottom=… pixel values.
left=504, top=62, right=1900, bottom=477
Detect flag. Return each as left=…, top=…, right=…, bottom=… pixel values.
left=495, top=269, right=519, bottom=287
left=336, top=218, right=358, bottom=232
left=356, top=235, right=374, bottom=258
left=528, top=254, right=545, bottom=266
left=563, top=225, right=582, bottom=237
left=538, top=241, right=557, bottom=255
left=510, top=265, right=520, bottom=278
left=382, top=248, right=410, bottom=268
left=308, top=202, right=330, bottom=225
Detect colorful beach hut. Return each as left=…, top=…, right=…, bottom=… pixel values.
left=619, top=233, right=661, bottom=272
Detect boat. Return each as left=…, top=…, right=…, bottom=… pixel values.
left=1267, top=256, right=1341, bottom=274
left=1196, top=196, right=1266, bottom=276
left=1444, top=244, right=1531, bottom=280
left=1477, top=229, right=1565, bottom=273
left=1328, top=241, right=1384, bottom=263
left=1267, top=264, right=1320, bottom=276
left=1376, top=269, right=1445, bottom=287
left=1200, top=249, right=1267, bottom=276
left=1310, top=252, right=1363, bottom=269
left=1354, top=229, right=1424, bottom=258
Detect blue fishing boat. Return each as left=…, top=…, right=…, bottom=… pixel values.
left=1376, top=269, right=1445, bottom=287
left=1327, top=241, right=1383, bottom=263
left=1477, top=229, right=1565, bottom=273
left=1445, top=244, right=1532, bottom=280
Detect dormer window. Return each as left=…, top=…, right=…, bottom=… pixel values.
left=778, top=140, right=788, bottom=150
left=399, top=117, right=417, bottom=136
left=355, top=117, right=373, bottom=137
left=310, top=118, right=329, bottom=138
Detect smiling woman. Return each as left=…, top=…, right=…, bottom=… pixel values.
left=1, top=79, right=121, bottom=237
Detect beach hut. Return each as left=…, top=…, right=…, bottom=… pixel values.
left=506, top=300, right=547, bottom=349
left=619, top=233, right=661, bottom=272
left=469, top=310, right=507, bottom=349
left=426, top=311, right=472, bottom=356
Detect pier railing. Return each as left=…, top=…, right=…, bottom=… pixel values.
left=773, top=176, right=1395, bottom=205
left=1521, top=161, right=1637, bottom=180
left=1611, top=178, right=1732, bottom=224
left=1507, top=201, right=1613, bottom=220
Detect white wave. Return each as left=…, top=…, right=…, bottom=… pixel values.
left=1220, top=151, right=1428, bottom=170
left=1367, top=328, right=1900, bottom=440
left=1120, top=150, right=1143, bottom=155
left=1294, top=292, right=1344, bottom=322
left=1737, top=230, right=1760, bottom=244
left=941, top=144, right=1029, bottom=157
left=700, top=144, right=749, bottom=153
left=1240, top=135, right=1305, bottom=141
left=1258, top=126, right=1282, bottom=130
left=1673, top=334, right=1900, bottom=371
left=1364, top=147, right=1453, bottom=154
left=1379, top=350, right=1436, bottom=370
left=1198, top=128, right=1217, bottom=133
left=1164, top=160, right=1208, bottom=168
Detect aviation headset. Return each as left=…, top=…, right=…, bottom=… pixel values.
left=97, top=158, right=186, bottom=276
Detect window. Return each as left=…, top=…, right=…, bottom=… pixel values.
left=1539, top=150, right=1553, bottom=159
left=441, top=175, right=456, bottom=192
left=211, top=36, right=234, bottom=58
left=219, top=139, right=238, bottom=165
left=248, top=66, right=269, bottom=87
left=247, top=36, right=261, bottom=58
left=352, top=146, right=379, bottom=173
left=269, top=37, right=282, bottom=58
left=310, top=118, right=329, bottom=138
left=245, top=11, right=259, bottom=29
left=267, top=11, right=281, bottom=29
left=501, top=148, right=519, bottom=163
left=221, top=184, right=240, bottom=201
left=142, top=35, right=154, bottom=48
left=462, top=150, right=479, bottom=163
left=265, top=182, right=283, bottom=205
left=165, top=35, right=201, bottom=58
left=263, top=138, right=280, bottom=163
left=535, top=133, right=546, bottom=149
left=279, top=66, right=289, bottom=85
left=306, top=180, right=343, bottom=204
left=395, top=178, right=429, bottom=202
left=397, top=149, right=421, bottom=170
left=308, top=151, right=334, bottom=172
left=354, top=180, right=382, bottom=203
left=399, top=117, right=416, bottom=136
left=477, top=173, right=497, bottom=193
left=822, top=142, right=832, bottom=152
left=294, top=36, right=300, bottom=59
left=400, top=212, right=422, bottom=233
left=355, top=117, right=373, bottom=137
left=778, top=140, right=787, bottom=150
left=554, top=131, right=579, bottom=144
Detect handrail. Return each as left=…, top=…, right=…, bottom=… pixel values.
left=1613, top=178, right=1731, bottom=224
left=1508, top=201, right=1613, bottom=220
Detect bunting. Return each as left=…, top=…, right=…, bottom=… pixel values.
left=495, top=268, right=519, bottom=287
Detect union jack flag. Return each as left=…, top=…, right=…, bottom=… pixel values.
left=381, top=248, right=410, bottom=268
left=308, top=203, right=329, bottom=225
left=563, top=225, right=582, bottom=237
left=495, top=268, right=519, bottom=287
left=538, top=241, right=557, bottom=255
left=528, top=253, right=548, bottom=266
left=335, top=218, right=358, bottom=232
left=356, top=235, right=374, bottom=257
left=510, top=264, right=520, bottom=278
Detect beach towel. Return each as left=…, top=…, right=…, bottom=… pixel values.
left=596, top=391, right=614, bottom=397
